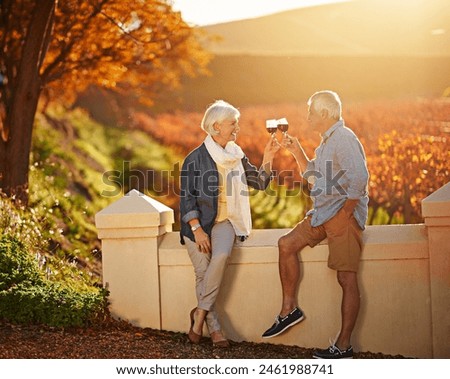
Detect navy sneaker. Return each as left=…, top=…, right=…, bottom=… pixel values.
left=262, top=307, right=305, bottom=338
left=313, top=344, right=353, bottom=359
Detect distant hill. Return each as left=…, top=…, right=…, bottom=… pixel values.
left=201, top=0, right=450, bottom=56
left=77, top=0, right=450, bottom=113
left=175, top=55, right=450, bottom=110
left=164, top=0, right=450, bottom=110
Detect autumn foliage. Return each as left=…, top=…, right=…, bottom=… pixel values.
left=132, top=98, right=450, bottom=224
left=42, top=0, right=211, bottom=105
left=0, top=0, right=211, bottom=203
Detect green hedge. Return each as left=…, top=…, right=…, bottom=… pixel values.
left=0, top=236, right=107, bottom=327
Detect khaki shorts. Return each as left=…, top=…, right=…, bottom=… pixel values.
left=288, top=207, right=363, bottom=272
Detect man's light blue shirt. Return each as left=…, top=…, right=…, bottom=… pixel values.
left=304, top=120, right=369, bottom=229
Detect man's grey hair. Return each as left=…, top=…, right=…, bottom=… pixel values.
left=307, top=90, right=342, bottom=120
left=201, top=100, right=240, bottom=136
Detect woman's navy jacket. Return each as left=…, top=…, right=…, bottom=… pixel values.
left=180, top=143, right=272, bottom=244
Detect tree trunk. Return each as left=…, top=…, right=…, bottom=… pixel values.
left=0, top=0, right=56, bottom=204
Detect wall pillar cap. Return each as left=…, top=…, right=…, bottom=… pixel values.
left=95, top=189, right=174, bottom=230
left=421, top=182, right=450, bottom=220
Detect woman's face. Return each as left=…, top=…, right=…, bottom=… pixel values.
left=213, top=116, right=240, bottom=147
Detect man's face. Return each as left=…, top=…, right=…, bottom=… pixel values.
left=307, top=105, right=322, bottom=129
left=307, top=105, right=331, bottom=135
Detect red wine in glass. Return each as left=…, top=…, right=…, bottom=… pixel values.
left=277, top=118, right=289, bottom=135
left=266, top=119, right=278, bottom=136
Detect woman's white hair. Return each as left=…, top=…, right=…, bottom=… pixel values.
left=307, top=90, right=342, bottom=120
left=201, top=100, right=240, bottom=135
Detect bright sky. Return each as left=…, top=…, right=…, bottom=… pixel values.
left=171, top=0, right=350, bottom=26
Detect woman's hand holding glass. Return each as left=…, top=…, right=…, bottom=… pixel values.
left=264, top=134, right=281, bottom=158
left=262, top=134, right=280, bottom=174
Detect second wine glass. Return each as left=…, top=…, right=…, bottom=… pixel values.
left=277, top=118, right=289, bottom=136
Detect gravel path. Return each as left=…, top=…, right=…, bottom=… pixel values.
left=0, top=319, right=406, bottom=359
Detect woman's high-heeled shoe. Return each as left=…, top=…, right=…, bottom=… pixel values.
left=188, top=308, right=202, bottom=344
left=210, top=330, right=230, bottom=348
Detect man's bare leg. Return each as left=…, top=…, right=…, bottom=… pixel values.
left=278, top=234, right=307, bottom=316
left=335, top=271, right=360, bottom=349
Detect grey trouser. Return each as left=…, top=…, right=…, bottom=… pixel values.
left=185, top=219, right=235, bottom=333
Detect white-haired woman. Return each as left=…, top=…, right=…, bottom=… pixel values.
left=180, top=100, right=279, bottom=347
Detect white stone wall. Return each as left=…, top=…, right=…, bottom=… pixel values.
left=95, top=184, right=450, bottom=358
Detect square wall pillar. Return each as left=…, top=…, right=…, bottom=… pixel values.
left=95, top=189, right=174, bottom=329
left=422, top=182, right=450, bottom=358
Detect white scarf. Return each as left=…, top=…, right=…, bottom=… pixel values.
left=204, top=134, right=252, bottom=237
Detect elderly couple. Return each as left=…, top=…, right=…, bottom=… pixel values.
left=179, top=91, right=369, bottom=359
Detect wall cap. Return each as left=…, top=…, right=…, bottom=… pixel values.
left=422, top=182, right=450, bottom=219
left=95, top=189, right=174, bottom=230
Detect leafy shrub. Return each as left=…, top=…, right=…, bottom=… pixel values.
left=0, top=237, right=43, bottom=291
left=0, top=235, right=107, bottom=327
left=0, top=281, right=107, bottom=327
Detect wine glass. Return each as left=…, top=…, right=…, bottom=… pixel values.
left=277, top=118, right=289, bottom=136
left=266, top=119, right=278, bottom=137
